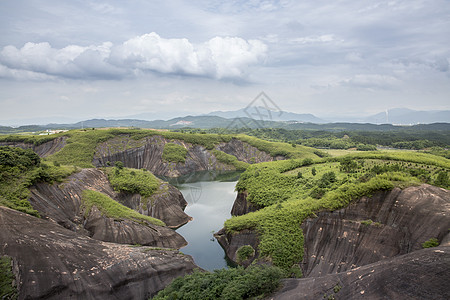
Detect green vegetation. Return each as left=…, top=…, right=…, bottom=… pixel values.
left=236, top=245, right=255, bottom=264
left=152, top=265, right=283, bottom=300
left=235, top=134, right=321, bottom=159
left=1, top=129, right=322, bottom=169
left=421, top=238, right=440, bottom=248
left=162, top=143, right=188, bottom=163
left=81, top=190, right=165, bottom=226
left=225, top=150, right=449, bottom=273
left=0, top=256, right=17, bottom=300
left=183, top=127, right=450, bottom=151
left=212, top=149, right=249, bottom=170
left=106, top=166, right=160, bottom=197
left=0, top=146, right=75, bottom=216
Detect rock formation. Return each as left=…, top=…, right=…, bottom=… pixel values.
left=118, top=181, right=191, bottom=229
left=218, top=184, right=450, bottom=292
left=300, top=184, right=450, bottom=277
left=29, top=168, right=189, bottom=248
left=92, top=136, right=279, bottom=177
left=0, top=206, right=197, bottom=299
left=230, top=190, right=263, bottom=216
left=271, top=245, right=450, bottom=299
left=0, top=136, right=67, bottom=157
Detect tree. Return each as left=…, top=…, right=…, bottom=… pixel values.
left=311, top=167, right=316, bottom=176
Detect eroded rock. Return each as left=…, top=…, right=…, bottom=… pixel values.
left=0, top=206, right=197, bottom=300
left=29, top=168, right=189, bottom=248
left=271, top=245, right=450, bottom=300
left=301, top=184, right=450, bottom=277
left=0, top=136, right=67, bottom=157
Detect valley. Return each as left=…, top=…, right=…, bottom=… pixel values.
left=0, top=128, right=449, bottom=299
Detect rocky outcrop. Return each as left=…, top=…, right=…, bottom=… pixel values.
left=271, top=245, right=450, bottom=300
left=29, top=168, right=189, bottom=248
left=0, top=206, right=197, bottom=299
left=0, top=136, right=67, bottom=157
left=92, top=136, right=280, bottom=177
left=230, top=191, right=262, bottom=216
left=93, top=136, right=234, bottom=177
left=219, top=184, right=450, bottom=277
left=118, top=181, right=192, bottom=229
left=215, top=138, right=280, bottom=163
left=214, top=229, right=260, bottom=267
left=301, top=184, right=450, bottom=277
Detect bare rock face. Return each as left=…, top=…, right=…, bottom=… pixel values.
left=93, top=136, right=234, bottom=177
left=301, top=184, right=450, bottom=277
left=215, top=138, right=280, bottom=163
left=0, top=206, right=197, bottom=300
left=0, top=136, right=67, bottom=157
left=230, top=191, right=262, bottom=216
left=271, top=245, right=450, bottom=300
left=218, top=184, right=450, bottom=277
left=214, top=228, right=259, bottom=267
left=92, top=135, right=280, bottom=177
left=29, top=168, right=189, bottom=248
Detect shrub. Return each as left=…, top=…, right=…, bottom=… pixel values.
left=422, top=238, right=439, bottom=248
left=162, top=143, right=188, bottom=163
left=106, top=167, right=160, bottom=198
left=236, top=245, right=255, bottom=263
left=152, top=265, right=283, bottom=300
left=0, top=256, right=17, bottom=300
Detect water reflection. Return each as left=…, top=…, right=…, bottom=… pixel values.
left=166, top=171, right=241, bottom=271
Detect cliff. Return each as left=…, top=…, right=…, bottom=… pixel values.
left=0, top=136, right=67, bottom=157
left=300, top=184, right=450, bottom=277
left=29, top=168, right=189, bottom=248
left=217, top=184, right=450, bottom=278
left=0, top=206, right=197, bottom=299
left=92, top=136, right=279, bottom=177
left=271, top=244, right=450, bottom=299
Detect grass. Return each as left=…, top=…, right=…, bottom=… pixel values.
left=224, top=150, right=449, bottom=273
left=106, top=167, right=160, bottom=198
left=81, top=189, right=165, bottom=226
left=226, top=172, right=419, bottom=274
left=235, top=134, right=320, bottom=159
left=212, top=149, right=249, bottom=170
left=1, top=129, right=320, bottom=168
left=162, top=143, right=188, bottom=163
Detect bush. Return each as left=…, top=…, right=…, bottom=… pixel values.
left=422, top=238, right=439, bottom=248
left=106, top=167, right=160, bottom=198
left=236, top=245, right=255, bottom=263
left=162, top=143, right=188, bottom=163
left=152, top=265, right=283, bottom=300
left=0, top=256, right=17, bottom=300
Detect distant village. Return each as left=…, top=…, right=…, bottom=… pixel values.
left=38, top=129, right=68, bottom=135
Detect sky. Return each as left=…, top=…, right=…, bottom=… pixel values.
left=0, top=0, right=449, bottom=125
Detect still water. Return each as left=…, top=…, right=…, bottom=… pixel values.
left=167, top=171, right=240, bottom=271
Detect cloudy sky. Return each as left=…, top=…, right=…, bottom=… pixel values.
left=1, top=0, right=449, bottom=125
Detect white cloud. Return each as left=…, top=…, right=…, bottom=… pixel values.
left=289, top=34, right=336, bottom=45
left=0, top=33, right=267, bottom=81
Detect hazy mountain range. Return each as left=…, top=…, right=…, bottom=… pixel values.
left=0, top=108, right=448, bottom=131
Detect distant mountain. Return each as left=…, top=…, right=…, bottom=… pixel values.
left=363, top=108, right=450, bottom=125
left=205, top=107, right=326, bottom=123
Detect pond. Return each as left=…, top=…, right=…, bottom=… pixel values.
left=166, top=171, right=241, bottom=271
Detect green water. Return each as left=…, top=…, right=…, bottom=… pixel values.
left=168, top=171, right=240, bottom=271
